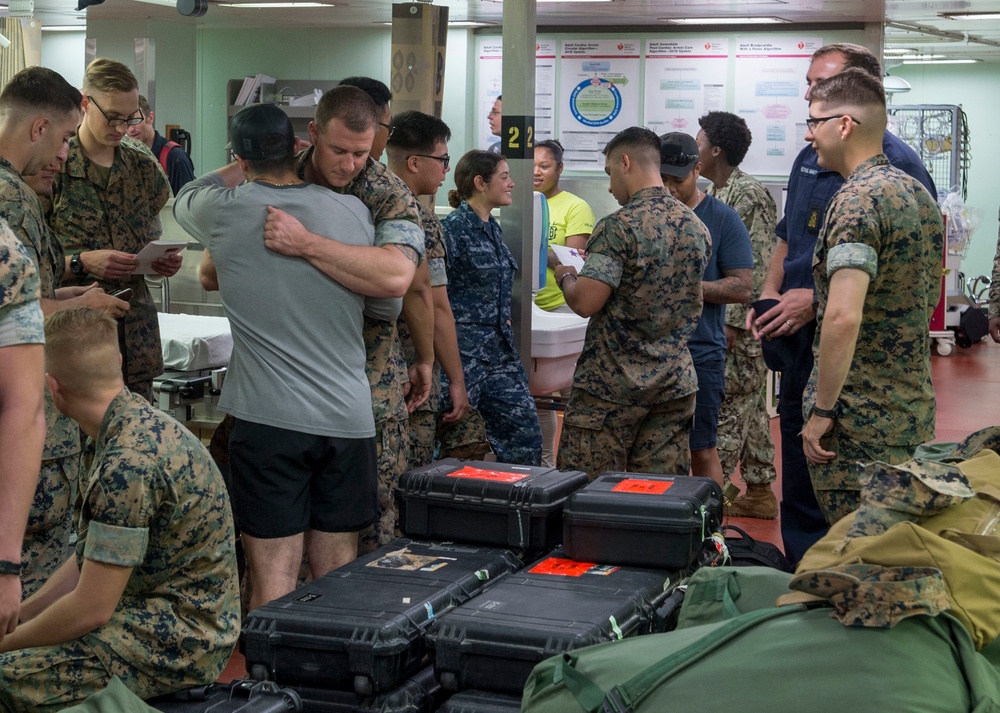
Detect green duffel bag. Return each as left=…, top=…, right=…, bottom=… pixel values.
left=522, top=605, right=1000, bottom=713
left=675, top=565, right=793, bottom=629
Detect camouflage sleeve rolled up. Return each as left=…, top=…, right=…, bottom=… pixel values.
left=418, top=201, right=448, bottom=288
left=343, top=159, right=425, bottom=263
left=0, top=219, right=43, bottom=344
left=580, top=215, right=627, bottom=288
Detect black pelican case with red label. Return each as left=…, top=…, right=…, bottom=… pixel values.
left=395, top=459, right=589, bottom=551
left=426, top=548, right=678, bottom=695
left=241, top=539, right=522, bottom=696
left=562, top=473, right=723, bottom=570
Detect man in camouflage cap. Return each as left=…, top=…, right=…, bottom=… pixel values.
left=554, top=127, right=709, bottom=476
left=0, top=307, right=239, bottom=709
left=50, top=58, right=175, bottom=403
left=801, top=69, right=943, bottom=524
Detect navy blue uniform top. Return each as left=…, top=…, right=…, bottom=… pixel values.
left=441, top=200, right=519, bottom=368
left=690, top=193, right=754, bottom=361
left=775, top=131, right=937, bottom=291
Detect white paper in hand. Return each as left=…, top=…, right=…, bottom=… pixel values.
left=136, top=240, right=187, bottom=275
left=551, top=244, right=585, bottom=271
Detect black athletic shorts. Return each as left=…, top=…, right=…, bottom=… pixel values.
left=228, top=417, right=378, bottom=539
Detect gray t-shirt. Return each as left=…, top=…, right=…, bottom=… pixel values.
left=175, top=174, right=398, bottom=439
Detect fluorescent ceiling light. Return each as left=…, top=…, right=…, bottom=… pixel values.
left=940, top=12, right=1000, bottom=20
left=902, top=58, right=979, bottom=64
left=42, top=25, right=85, bottom=31
left=661, top=16, right=790, bottom=25
left=883, top=47, right=918, bottom=55
left=218, top=1, right=332, bottom=6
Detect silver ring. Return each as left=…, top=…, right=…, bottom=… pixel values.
left=785, top=320, right=793, bottom=327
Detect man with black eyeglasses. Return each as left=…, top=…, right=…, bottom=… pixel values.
left=746, top=43, right=937, bottom=562
left=51, top=58, right=174, bottom=402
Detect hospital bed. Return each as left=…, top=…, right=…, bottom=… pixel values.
left=153, top=312, right=231, bottom=425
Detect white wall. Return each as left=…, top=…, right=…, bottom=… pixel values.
left=895, top=63, right=999, bottom=280
left=40, top=30, right=86, bottom=88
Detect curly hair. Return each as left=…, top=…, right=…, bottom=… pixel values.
left=698, top=111, right=753, bottom=167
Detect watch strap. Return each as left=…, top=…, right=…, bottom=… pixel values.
left=812, top=403, right=839, bottom=419
left=0, top=559, right=21, bottom=576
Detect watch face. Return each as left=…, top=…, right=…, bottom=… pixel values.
left=71, top=254, right=84, bottom=275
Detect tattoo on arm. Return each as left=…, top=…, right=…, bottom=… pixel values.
left=393, top=245, right=420, bottom=268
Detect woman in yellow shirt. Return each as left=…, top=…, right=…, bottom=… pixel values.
left=533, top=140, right=596, bottom=313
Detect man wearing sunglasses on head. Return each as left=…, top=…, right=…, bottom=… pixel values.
left=51, top=58, right=174, bottom=403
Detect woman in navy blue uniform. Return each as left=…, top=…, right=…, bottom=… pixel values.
left=440, top=150, right=542, bottom=465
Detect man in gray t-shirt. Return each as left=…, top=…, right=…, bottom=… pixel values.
left=174, top=103, right=400, bottom=610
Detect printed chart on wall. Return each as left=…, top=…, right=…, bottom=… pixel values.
left=475, top=37, right=558, bottom=152
left=643, top=39, right=728, bottom=137
left=733, top=36, right=823, bottom=176
left=559, top=39, right=641, bottom=170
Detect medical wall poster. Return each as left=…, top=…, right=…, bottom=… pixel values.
left=558, top=39, right=641, bottom=170
left=643, top=39, right=729, bottom=137
left=477, top=38, right=503, bottom=152
left=535, top=39, right=557, bottom=140
left=475, top=37, right=558, bottom=150
left=733, top=36, right=823, bottom=176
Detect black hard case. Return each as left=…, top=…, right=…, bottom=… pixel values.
left=435, top=690, right=522, bottom=713
left=288, top=667, right=443, bottom=713
left=242, top=539, right=522, bottom=696
left=426, top=548, right=678, bottom=695
left=146, top=680, right=302, bottom=713
left=396, top=459, right=589, bottom=551
left=562, top=473, right=723, bottom=569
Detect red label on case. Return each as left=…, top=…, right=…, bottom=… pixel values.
left=612, top=478, right=674, bottom=494
left=529, top=557, right=597, bottom=577
left=447, top=465, right=530, bottom=483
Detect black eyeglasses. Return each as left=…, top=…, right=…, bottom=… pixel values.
left=411, top=153, right=451, bottom=169
left=805, top=114, right=861, bottom=131
left=379, top=122, right=396, bottom=139
left=87, top=95, right=144, bottom=128
left=660, top=152, right=699, bottom=167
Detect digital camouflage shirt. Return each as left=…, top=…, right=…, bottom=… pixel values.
left=0, top=159, right=80, bottom=460
left=398, top=199, right=448, bottom=415
left=0, top=217, right=42, bottom=339
left=574, top=186, right=710, bottom=406
left=709, top=166, right=777, bottom=336
left=78, top=388, right=239, bottom=689
left=295, top=150, right=424, bottom=423
left=51, top=136, right=170, bottom=386
left=808, top=154, right=942, bottom=446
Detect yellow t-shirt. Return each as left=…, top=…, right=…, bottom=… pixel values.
left=534, top=190, right=596, bottom=311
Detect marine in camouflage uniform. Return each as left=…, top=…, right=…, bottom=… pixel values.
left=710, top=168, right=778, bottom=496
left=50, top=135, right=170, bottom=402
left=557, top=185, right=710, bottom=477
left=0, top=389, right=240, bottom=711
left=400, top=201, right=490, bottom=468
left=0, top=219, right=43, bottom=337
left=806, top=155, right=943, bottom=524
left=296, top=150, right=425, bottom=548
left=440, top=200, right=543, bottom=466
left=0, top=159, right=81, bottom=597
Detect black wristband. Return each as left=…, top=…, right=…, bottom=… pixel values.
left=0, top=559, right=21, bottom=576
left=557, top=272, right=577, bottom=289
left=812, top=403, right=839, bottom=419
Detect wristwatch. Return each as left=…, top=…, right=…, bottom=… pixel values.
left=70, top=252, right=86, bottom=277
left=812, top=403, right=840, bottom=419
left=0, top=559, right=21, bottom=576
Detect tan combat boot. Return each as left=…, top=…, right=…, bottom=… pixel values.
left=727, top=483, right=778, bottom=520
